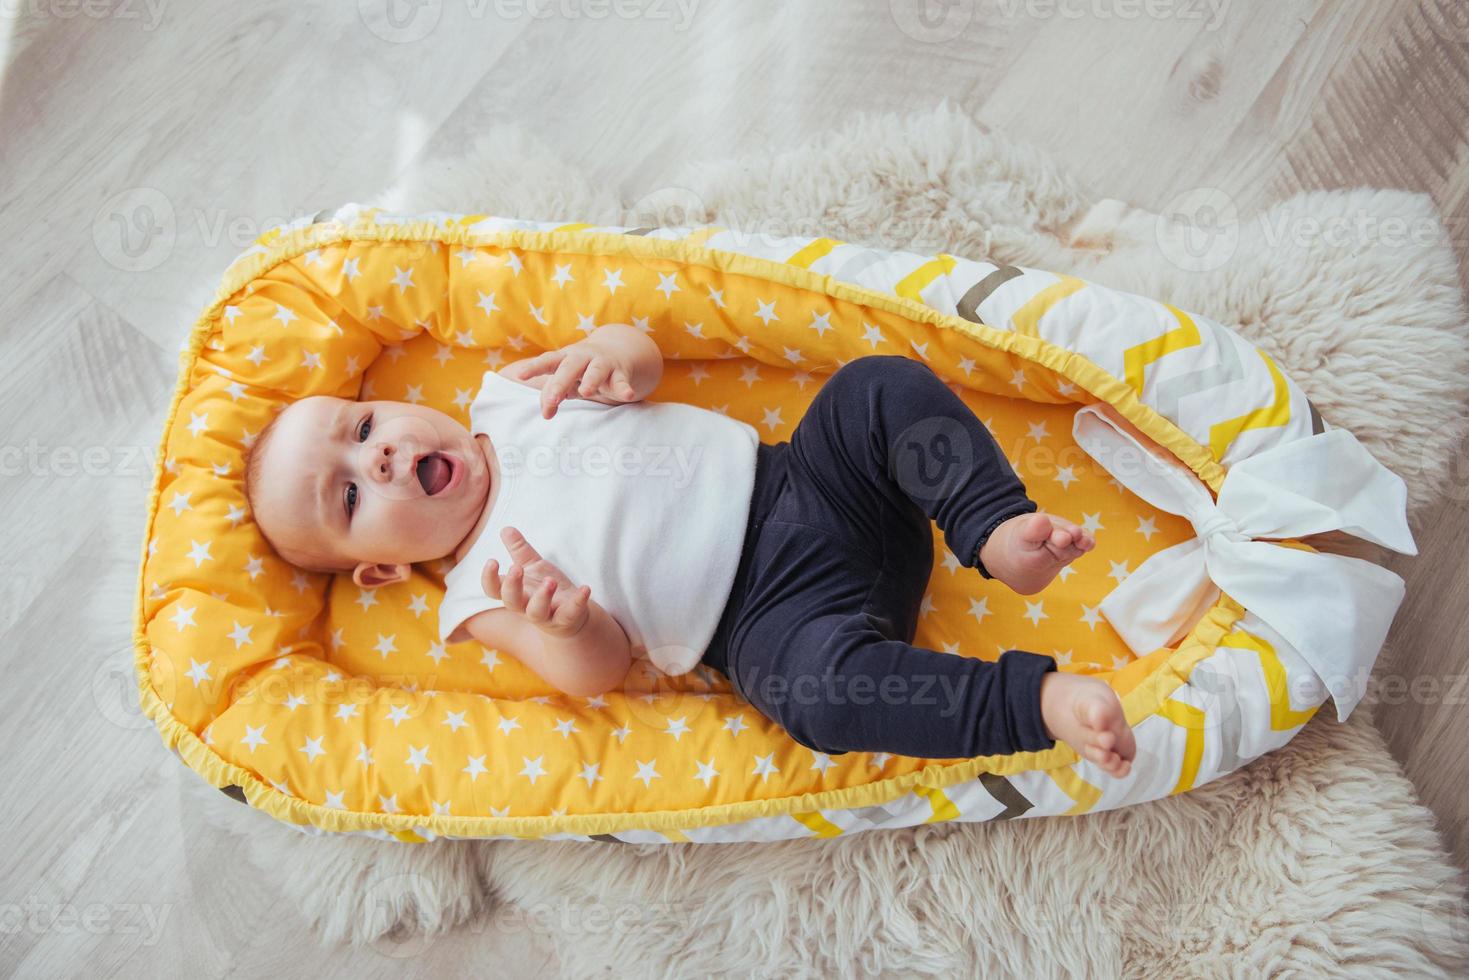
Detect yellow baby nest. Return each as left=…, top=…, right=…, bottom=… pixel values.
left=134, top=203, right=1415, bottom=843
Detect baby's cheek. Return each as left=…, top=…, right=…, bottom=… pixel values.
left=392, top=499, right=437, bottom=537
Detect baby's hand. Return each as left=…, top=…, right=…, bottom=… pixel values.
left=503, top=335, right=640, bottom=419
left=481, top=526, right=592, bottom=639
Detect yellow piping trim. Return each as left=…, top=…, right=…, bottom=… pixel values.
left=785, top=237, right=841, bottom=268
left=1122, top=304, right=1202, bottom=395
left=1208, top=349, right=1291, bottom=460
left=132, top=220, right=1269, bottom=840
left=1157, top=698, right=1206, bottom=794
left=894, top=254, right=957, bottom=302
left=1010, top=275, right=1086, bottom=336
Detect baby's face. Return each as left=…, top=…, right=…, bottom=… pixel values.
left=252, top=395, right=491, bottom=570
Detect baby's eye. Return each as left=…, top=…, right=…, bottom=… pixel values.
left=356, top=415, right=373, bottom=442
left=345, top=482, right=358, bottom=518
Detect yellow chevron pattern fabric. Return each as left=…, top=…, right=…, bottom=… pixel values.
left=133, top=205, right=1328, bottom=843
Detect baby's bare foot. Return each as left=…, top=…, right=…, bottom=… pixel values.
left=977, top=512, right=1094, bottom=595
left=1039, top=672, right=1136, bottom=777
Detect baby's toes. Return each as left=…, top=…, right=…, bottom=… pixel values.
left=1044, top=532, right=1083, bottom=563
left=1017, top=513, right=1056, bottom=548
left=1116, top=722, right=1138, bottom=762
left=1055, top=542, right=1087, bottom=563
left=1083, top=696, right=1118, bottom=732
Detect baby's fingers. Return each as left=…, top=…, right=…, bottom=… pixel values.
left=552, top=584, right=592, bottom=628
left=500, top=563, right=528, bottom=613
left=578, top=357, right=613, bottom=397
left=542, top=349, right=591, bottom=419
left=524, top=576, right=558, bottom=623
left=611, top=368, right=635, bottom=400
left=481, top=559, right=503, bottom=600
left=510, top=349, right=566, bottom=380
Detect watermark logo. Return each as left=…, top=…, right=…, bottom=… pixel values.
left=0, top=0, right=167, bottom=31
left=618, top=185, right=978, bottom=273
left=358, top=0, right=700, bottom=42
left=0, top=438, right=158, bottom=478
left=619, top=653, right=725, bottom=731
left=93, top=647, right=160, bottom=731
left=888, top=0, right=975, bottom=43
left=0, top=898, right=173, bottom=945
left=92, top=186, right=175, bottom=273
left=1419, top=878, right=1469, bottom=957
left=1422, top=0, right=1469, bottom=43
left=495, top=440, right=706, bottom=489
left=993, top=0, right=1230, bottom=31
left=358, top=0, right=443, bottom=42
left=362, top=873, right=439, bottom=958
left=892, top=415, right=975, bottom=504
left=484, top=0, right=699, bottom=29
left=90, top=192, right=327, bottom=273
left=1154, top=185, right=1239, bottom=273
left=488, top=894, right=694, bottom=941
left=1152, top=188, right=1458, bottom=274
left=1427, top=424, right=1469, bottom=504
left=624, top=184, right=708, bottom=231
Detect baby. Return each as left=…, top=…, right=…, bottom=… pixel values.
left=244, top=324, right=1137, bottom=776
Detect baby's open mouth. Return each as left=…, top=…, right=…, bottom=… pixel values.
left=416, top=452, right=454, bottom=496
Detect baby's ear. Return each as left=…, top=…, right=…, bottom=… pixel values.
left=352, top=562, right=410, bottom=589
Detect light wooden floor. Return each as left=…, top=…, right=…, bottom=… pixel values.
left=2, top=2, right=1467, bottom=976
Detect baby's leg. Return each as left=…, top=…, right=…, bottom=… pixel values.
left=791, top=355, right=1088, bottom=591
left=734, top=605, right=1062, bottom=759
left=726, top=497, right=1059, bottom=760
left=734, top=598, right=1135, bottom=768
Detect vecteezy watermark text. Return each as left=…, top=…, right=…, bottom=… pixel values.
left=357, top=0, right=700, bottom=44
left=0, top=899, right=172, bottom=945
left=495, top=441, right=705, bottom=489
left=993, top=0, right=1228, bottom=30
left=1, top=439, right=157, bottom=478
left=1155, top=187, right=1459, bottom=273
left=0, top=0, right=166, bottom=30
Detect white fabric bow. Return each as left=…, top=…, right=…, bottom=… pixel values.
left=1071, top=406, right=1417, bottom=720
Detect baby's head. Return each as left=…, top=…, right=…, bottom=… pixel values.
left=243, top=396, right=491, bottom=587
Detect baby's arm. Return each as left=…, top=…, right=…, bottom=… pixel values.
left=463, top=601, right=632, bottom=698
left=502, top=323, right=664, bottom=419
left=462, top=526, right=633, bottom=697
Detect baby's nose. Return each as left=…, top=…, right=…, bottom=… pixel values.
left=372, top=443, right=404, bottom=483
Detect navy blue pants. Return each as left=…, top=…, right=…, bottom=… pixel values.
left=700, top=355, right=1058, bottom=760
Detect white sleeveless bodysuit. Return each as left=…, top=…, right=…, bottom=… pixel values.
left=438, top=369, right=760, bottom=676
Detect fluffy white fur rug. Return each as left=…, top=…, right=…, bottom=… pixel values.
left=189, top=102, right=1469, bottom=976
